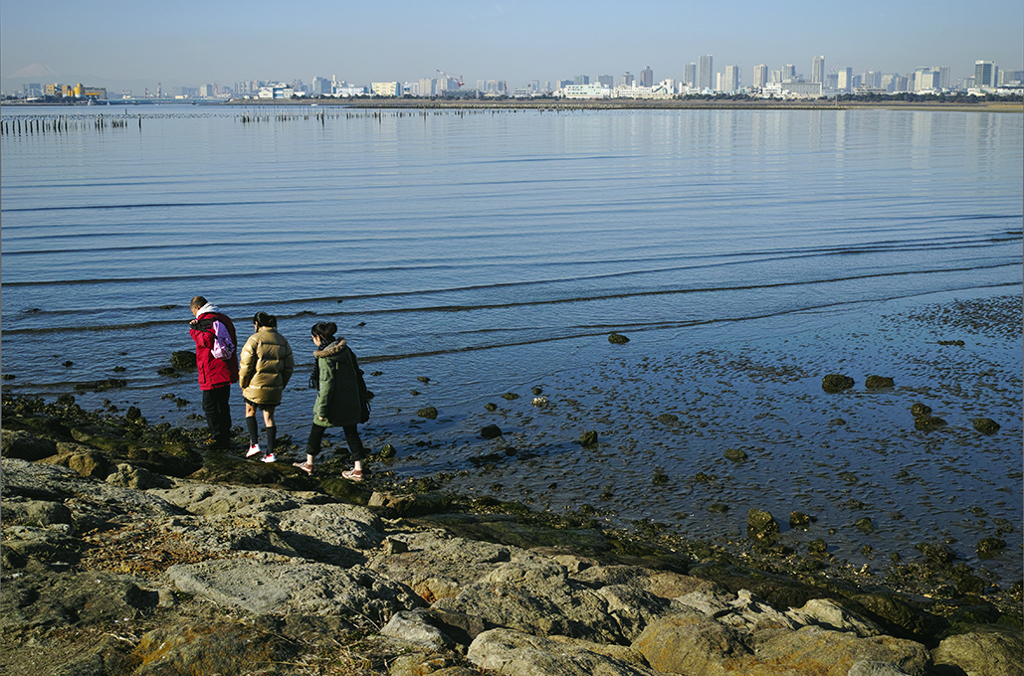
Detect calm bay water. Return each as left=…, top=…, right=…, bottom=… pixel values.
left=2, top=104, right=1021, bottom=582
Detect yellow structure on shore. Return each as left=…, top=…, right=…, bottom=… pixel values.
left=43, top=83, right=107, bottom=99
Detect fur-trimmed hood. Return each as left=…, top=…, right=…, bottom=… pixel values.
left=313, top=338, right=348, bottom=360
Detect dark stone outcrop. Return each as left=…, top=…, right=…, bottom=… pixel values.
left=822, top=374, right=855, bottom=393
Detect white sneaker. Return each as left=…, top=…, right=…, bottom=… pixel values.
left=246, top=443, right=261, bottom=458
left=262, top=453, right=276, bottom=463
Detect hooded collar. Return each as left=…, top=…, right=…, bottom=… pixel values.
left=196, top=303, right=220, bottom=317
left=313, top=338, right=347, bottom=359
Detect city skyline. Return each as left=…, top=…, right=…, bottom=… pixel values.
left=2, top=0, right=1022, bottom=94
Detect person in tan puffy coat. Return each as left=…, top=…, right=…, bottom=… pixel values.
left=238, top=311, right=294, bottom=462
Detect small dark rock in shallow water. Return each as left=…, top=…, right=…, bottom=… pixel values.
left=910, top=402, right=932, bottom=418
left=63, top=361, right=74, bottom=368
left=417, top=376, right=430, bottom=383
left=724, top=448, right=748, bottom=462
left=170, top=351, right=197, bottom=371
left=657, top=413, right=679, bottom=424
left=74, top=379, right=127, bottom=392
left=855, top=517, right=876, bottom=534
left=821, top=374, right=855, bottom=393
left=480, top=424, right=502, bottom=440
left=914, top=415, right=946, bottom=431
left=484, top=403, right=498, bottom=411
left=2, top=374, right=14, bottom=380
left=608, top=332, right=630, bottom=344
left=865, top=375, right=894, bottom=389
left=937, top=339, right=965, bottom=346
left=579, top=430, right=599, bottom=447
left=531, top=386, right=543, bottom=395
left=915, top=541, right=956, bottom=566
left=790, top=512, right=815, bottom=529
left=416, top=407, right=438, bottom=420
left=747, top=508, right=780, bottom=541
left=708, top=503, right=729, bottom=513
left=501, top=392, right=519, bottom=401
left=977, top=537, right=1007, bottom=558
left=971, top=418, right=1000, bottom=435
left=379, top=443, right=397, bottom=458
left=808, top=539, right=828, bottom=555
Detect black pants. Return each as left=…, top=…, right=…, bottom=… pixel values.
left=306, top=423, right=364, bottom=461
left=202, top=384, right=232, bottom=444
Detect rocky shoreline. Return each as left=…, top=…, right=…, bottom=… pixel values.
left=2, top=393, right=1021, bottom=675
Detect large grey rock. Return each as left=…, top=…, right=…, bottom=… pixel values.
left=151, top=483, right=306, bottom=516
left=743, top=626, right=931, bottom=676
left=468, top=627, right=663, bottom=676
left=596, top=584, right=680, bottom=642
left=786, top=598, right=884, bottom=638
left=380, top=609, right=455, bottom=649
left=931, top=630, right=1024, bottom=676
left=632, top=611, right=751, bottom=675
left=167, top=556, right=424, bottom=624
left=106, top=463, right=173, bottom=489
left=367, top=530, right=534, bottom=602
left=572, top=564, right=718, bottom=599
left=433, top=558, right=623, bottom=644
left=273, top=502, right=384, bottom=553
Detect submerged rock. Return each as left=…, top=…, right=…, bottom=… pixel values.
left=579, top=430, right=599, bottom=447
left=416, top=406, right=438, bottom=420
left=909, top=403, right=932, bottom=418
left=913, top=415, right=946, bottom=431
left=480, top=424, right=503, bottom=440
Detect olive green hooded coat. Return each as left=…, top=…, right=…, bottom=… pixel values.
left=312, top=339, right=369, bottom=427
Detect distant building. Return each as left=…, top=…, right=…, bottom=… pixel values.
left=763, top=81, right=823, bottom=99
left=310, top=77, right=332, bottom=95
left=640, top=66, right=653, bottom=87
left=562, top=83, right=611, bottom=99
left=621, top=72, right=634, bottom=87
left=698, top=55, right=713, bottom=90
left=371, top=82, right=401, bottom=97
left=597, top=74, right=614, bottom=87
left=975, top=60, right=998, bottom=88
left=783, top=64, right=796, bottom=80
left=752, top=64, right=768, bottom=89
left=812, top=56, right=825, bottom=84
left=574, top=74, right=590, bottom=85
left=417, top=78, right=437, bottom=96
left=914, top=68, right=941, bottom=92
left=683, top=63, right=696, bottom=87
left=722, top=65, right=741, bottom=92
left=837, top=67, right=853, bottom=92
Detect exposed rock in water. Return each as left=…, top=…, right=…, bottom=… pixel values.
left=501, top=392, right=520, bottom=401
left=480, top=425, right=503, bottom=440
left=909, top=402, right=932, bottom=418
left=971, top=418, right=1000, bottom=435
left=790, top=511, right=813, bottom=529
left=865, top=375, right=894, bottom=389
left=822, top=374, right=855, bottom=393
left=73, top=378, right=127, bottom=392
left=608, top=332, right=630, bottom=344
left=657, top=413, right=679, bottom=424
left=855, top=517, right=876, bottom=534
left=484, top=402, right=498, bottom=411
left=724, top=448, right=748, bottom=462
left=579, top=430, right=599, bottom=447
left=913, top=415, right=946, bottom=431
left=170, top=350, right=197, bottom=371
left=976, top=537, right=1007, bottom=558
left=747, top=508, right=780, bottom=541
left=416, top=406, right=438, bottom=420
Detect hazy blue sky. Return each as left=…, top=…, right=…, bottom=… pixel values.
left=2, top=0, right=1022, bottom=91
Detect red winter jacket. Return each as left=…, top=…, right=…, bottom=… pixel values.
left=189, top=306, right=239, bottom=390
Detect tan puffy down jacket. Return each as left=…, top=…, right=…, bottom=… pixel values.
left=238, top=327, right=294, bottom=406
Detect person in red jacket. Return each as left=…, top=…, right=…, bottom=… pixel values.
left=189, top=295, right=239, bottom=448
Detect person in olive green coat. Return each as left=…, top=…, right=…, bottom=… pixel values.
left=238, top=312, right=294, bottom=462
left=295, top=321, right=370, bottom=479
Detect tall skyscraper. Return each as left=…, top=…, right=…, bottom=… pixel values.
left=812, top=56, right=825, bottom=84
left=574, top=75, right=590, bottom=85
left=783, top=64, right=796, bottom=81
left=622, top=72, right=634, bottom=87
left=640, top=66, right=654, bottom=87
left=598, top=75, right=614, bottom=87
left=837, top=67, right=853, bottom=92
left=753, top=64, right=768, bottom=88
left=698, top=55, right=713, bottom=90
left=723, top=65, right=741, bottom=92
left=975, top=61, right=998, bottom=88
left=684, top=63, right=696, bottom=87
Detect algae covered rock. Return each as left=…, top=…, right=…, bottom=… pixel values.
left=579, top=430, right=599, bottom=447
left=909, top=402, right=932, bottom=418
left=480, top=424, right=503, bottom=440
left=724, top=448, right=748, bottom=462
left=822, top=374, right=855, bottom=393
left=416, top=406, right=438, bottom=420
left=608, top=332, right=630, bottom=344
left=914, top=415, right=946, bottom=431
left=865, top=375, right=894, bottom=389
left=971, top=418, right=1000, bottom=435
left=747, top=508, right=780, bottom=541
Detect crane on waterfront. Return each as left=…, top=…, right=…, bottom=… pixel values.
left=437, top=69, right=464, bottom=87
